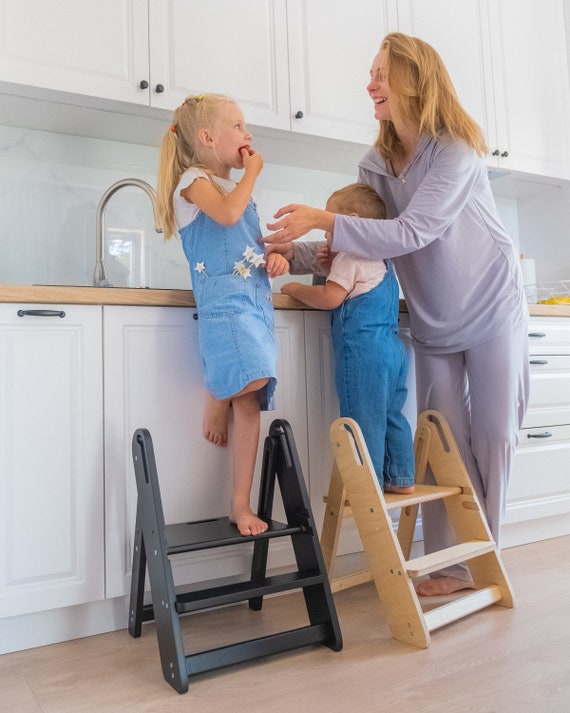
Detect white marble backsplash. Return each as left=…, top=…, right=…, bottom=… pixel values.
left=0, top=123, right=518, bottom=290
left=0, top=124, right=355, bottom=290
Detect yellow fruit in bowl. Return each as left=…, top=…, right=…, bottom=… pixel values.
left=539, top=297, right=570, bottom=304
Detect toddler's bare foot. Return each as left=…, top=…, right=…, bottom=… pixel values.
left=203, top=392, right=229, bottom=446
left=230, top=505, right=268, bottom=536
left=415, top=576, right=475, bottom=596
left=385, top=484, right=415, bottom=494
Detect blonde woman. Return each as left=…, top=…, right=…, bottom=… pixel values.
left=265, top=33, right=529, bottom=595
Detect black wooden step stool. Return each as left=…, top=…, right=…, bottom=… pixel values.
left=128, top=419, right=342, bottom=693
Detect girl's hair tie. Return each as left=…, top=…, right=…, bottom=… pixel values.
left=169, top=124, right=176, bottom=133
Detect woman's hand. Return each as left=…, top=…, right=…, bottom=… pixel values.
left=265, top=205, right=335, bottom=243
left=265, top=252, right=289, bottom=278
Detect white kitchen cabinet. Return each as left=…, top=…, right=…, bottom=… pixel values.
left=0, top=304, right=104, bottom=618
left=103, top=306, right=308, bottom=599
left=286, top=0, right=396, bottom=143
left=0, top=0, right=150, bottom=104
left=503, top=318, right=570, bottom=546
left=0, top=0, right=396, bottom=144
left=397, top=0, right=570, bottom=180
left=153, top=0, right=396, bottom=141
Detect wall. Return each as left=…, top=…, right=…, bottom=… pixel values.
left=0, top=123, right=522, bottom=291
left=0, top=124, right=355, bottom=290
left=518, top=184, right=570, bottom=288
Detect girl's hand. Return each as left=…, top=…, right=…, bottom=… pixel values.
left=265, top=252, right=289, bottom=278
left=316, top=244, right=334, bottom=274
left=241, top=146, right=263, bottom=177
left=265, top=242, right=295, bottom=262
left=265, top=205, right=334, bottom=243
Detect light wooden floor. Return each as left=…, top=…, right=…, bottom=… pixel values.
left=2, top=535, right=569, bottom=713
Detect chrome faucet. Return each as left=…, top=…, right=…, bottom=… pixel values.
left=93, top=178, right=163, bottom=287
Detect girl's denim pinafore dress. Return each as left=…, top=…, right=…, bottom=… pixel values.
left=330, top=260, right=415, bottom=489
left=179, top=200, right=276, bottom=410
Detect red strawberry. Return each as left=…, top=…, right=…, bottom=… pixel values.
left=239, top=144, right=254, bottom=156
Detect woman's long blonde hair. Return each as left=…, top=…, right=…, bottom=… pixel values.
left=156, top=93, right=235, bottom=238
left=375, top=32, right=487, bottom=160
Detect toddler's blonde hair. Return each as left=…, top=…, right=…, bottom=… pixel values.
left=327, top=183, right=387, bottom=220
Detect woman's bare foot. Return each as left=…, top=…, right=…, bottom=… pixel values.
left=230, top=503, right=268, bottom=536
left=385, top=484, right=415, bottom=494
left=203, top=392, right=230, bottom=446
left=415, top=576, right=475, bottom=596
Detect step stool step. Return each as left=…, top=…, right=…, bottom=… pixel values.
left=165, top=517, right=305, bottom=554
left=323, top=483, right=463, bottom=517
left=406, top=540, right=497, bottom=577
left=329, top=569, right=374, bottom=593
left=423, top=584, right=503, bottom=632
left=174, top=570, right=324, bottom=614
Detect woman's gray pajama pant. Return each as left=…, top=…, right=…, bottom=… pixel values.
left=414, top=322, right=530, bottom=580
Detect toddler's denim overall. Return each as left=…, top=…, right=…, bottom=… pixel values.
left=330, top=261, right=415, bottom=489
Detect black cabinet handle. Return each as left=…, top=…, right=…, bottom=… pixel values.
left=139, top=80, right=149, bottom=89
left=294, top=110, right=304, bottom=119
left=528, top=332, right=546, bottom=338
left=527, top=431, right=553, bottom=439
left=529, top=359, right=548, bottom=365
left=492, top=149, right=500, bottom=156
left=501, top=151, right=509, bottom=158
left=17, top=309, right=66, bottom=318
left=155, top=84, right=165, bottom=93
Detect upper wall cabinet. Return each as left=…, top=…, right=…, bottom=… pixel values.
left=149, top=0, right=397, bottom=143
left=0, top=0, right=396, bottom=144
left=0, top=0, right=151, bottom=104
left=397, top=0, right=570, bottom=180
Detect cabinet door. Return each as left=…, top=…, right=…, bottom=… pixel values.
left=396, top=0, right=491, bottom=151
left=398, top=0, right=570, bottom=180
left=287, top=0, right=398, bottom=144
left=148, top=0, right=291, bottom=128
left=487, top=0, right=570, bottom=179
left=0, top=304, right=104, bottom=618
left=104, top=306, right=308, bottom=598
left=0, top=0, right=149, bottom=103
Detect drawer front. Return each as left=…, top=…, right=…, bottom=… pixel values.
left=523, top=357, right=570, bottom=428
left=510, top=424, right=570, bottom=501
left=516, top=423, right=570, bottom=450
left=527, top=318, right=570, bottom=354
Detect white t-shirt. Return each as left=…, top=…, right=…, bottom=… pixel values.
left=173, top=168, right=236, bottom=230
left=290, top=240, right=387, bottom=299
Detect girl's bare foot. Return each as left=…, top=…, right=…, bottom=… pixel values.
left=203, top=392, right=230, bottom=446
left=385, top=484, right=415, bottom=494
left=230, top=504, right=268, bottom=536
left=415, top=576, right=475, bottom=596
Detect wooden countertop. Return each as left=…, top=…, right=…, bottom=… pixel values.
left=0, top=285, right=567, bottom=317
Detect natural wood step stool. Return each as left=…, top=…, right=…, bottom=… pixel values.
left=320, top=409, right=514, bottom=649
left=129, top=418, right=342, bottom=693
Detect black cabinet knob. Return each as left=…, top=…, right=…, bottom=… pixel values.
left=492, top=149, right=500, bottom=156
left=139, top=80, right=149, bottom=89
left=501, top=150, right=509, bottom=158
left=155, top=84, right=165, bottom=93
left=294, top=110, right=304, bottom=119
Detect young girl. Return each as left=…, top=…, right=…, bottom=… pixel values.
left=277, top=183, right=415, bottom=495
left=156, top=94, right=289, bottom=536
